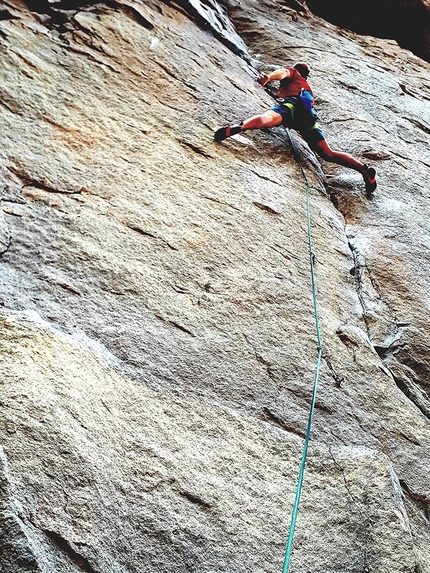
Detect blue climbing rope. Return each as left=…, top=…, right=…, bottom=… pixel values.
left=282, top=129, right=323, bottom=573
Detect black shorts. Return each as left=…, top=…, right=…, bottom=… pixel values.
left=271, top=102, right=325, bottom=147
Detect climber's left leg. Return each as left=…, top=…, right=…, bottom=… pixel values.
left=308, top=133, right=377, bottom=193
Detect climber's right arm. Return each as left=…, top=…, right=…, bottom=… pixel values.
left=257, top=68, right=291, bottom=86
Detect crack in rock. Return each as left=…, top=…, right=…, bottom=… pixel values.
left=253, top=201, right=279, bottom=215
left=399, top=480, right=430, bottom=510
left=347, top=240, right=430, bottom=418
left=8, top=165, right=83, bottom=195
left=178, top=138, right=213, bottom=158
left=388, top=365, right=430, bottom=421
left=165, top=0, right=249, bottom=58
left=126, top=223, right=179, bottom=251
left=261, top=406, right=306, bottom=438
left=0, top=448, right=41, bottom=572
left=177, top=490, right=213, bottom=510
left=42, top=529, right=98, bottom=573
left=347, top=240, right=376, bottom=339
left=154, top=312, right=195, bottom=337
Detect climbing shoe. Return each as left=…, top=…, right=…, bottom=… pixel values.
left=363, top=165, right=377, bottom=195
left=214, top=124, right=242, bottom=141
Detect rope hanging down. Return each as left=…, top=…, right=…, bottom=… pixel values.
left=282, top=129, right=323, bottom=573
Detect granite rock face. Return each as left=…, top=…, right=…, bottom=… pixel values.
left=0, top=0, right=429, bottom=572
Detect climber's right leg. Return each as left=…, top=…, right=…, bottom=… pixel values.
left=214, top=110, right=283, bottom=141
left=241, top=110, right=284, bottom=130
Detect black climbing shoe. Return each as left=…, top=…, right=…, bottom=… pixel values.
left=363, top=166, right=377, bottom=195
left=214, top=125, right=242, bottom=142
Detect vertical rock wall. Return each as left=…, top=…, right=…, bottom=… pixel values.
left=0, top=0, right=429, bottom=571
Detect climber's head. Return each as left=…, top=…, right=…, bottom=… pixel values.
left=294, top=62, right=310, bottom=78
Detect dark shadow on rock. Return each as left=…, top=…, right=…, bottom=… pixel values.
left=325, top=175, right=369, bottom=223
left=307, top=0, right=430, bottom=63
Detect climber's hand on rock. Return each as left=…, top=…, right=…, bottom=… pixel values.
left=257, top=73, right=268, bottom=86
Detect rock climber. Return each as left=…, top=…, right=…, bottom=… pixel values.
left=214, top=62, right=377, bottom=194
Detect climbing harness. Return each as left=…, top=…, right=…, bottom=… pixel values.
left=281, top=129, right=323, bottom=573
